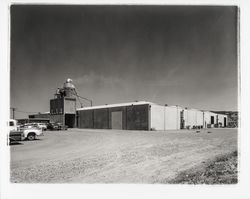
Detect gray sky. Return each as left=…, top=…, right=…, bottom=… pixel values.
left=10, top=5, right=238, bottom=119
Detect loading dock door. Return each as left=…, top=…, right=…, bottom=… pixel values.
left=111, top=111, right=122, bottom=129
left=65, top=114, right=75, bottom=128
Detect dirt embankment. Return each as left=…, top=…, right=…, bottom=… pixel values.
left=169, top=150, right=238, bottom=184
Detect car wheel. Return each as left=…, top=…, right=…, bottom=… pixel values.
left=27, top=133, right=36, bottom=141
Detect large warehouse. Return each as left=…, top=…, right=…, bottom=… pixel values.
left=28, top=79, right=228, bottom=130
left=76, top=101, right=228, bottom=130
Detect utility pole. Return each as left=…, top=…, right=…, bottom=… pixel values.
left=10, top=107, right=16, bottom=119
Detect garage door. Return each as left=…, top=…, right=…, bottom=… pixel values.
left=111, top=111, right=122, bottom=129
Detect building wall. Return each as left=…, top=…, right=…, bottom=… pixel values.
left=164, top=106, right=182, bottom=130
left=50, top=98, right=64, bottom=114
left=203, top=111, right=219, bottom=128
left=196, top=111, right=204, bottom=126
left=50, top=97, right=76, bottom=115
left=183, top=109, right=195, bottom=128
left=150, top=104, right=165, bottom=130
left=78, top=109, right=94, bottom=128
left=50, top=114, right=64, bottom=125
left=126, top=104, right=149, bottom=130
left=183, top=109, right=204, bottom=128
left=76, top=102, right=229, bottom=131
left=64, top=98, right=76, bottom=114
left=93, top=108, right=109, bottom=129
left=176, top=106, right=182, bottom=130
left=210, top=112, right=218, bottom=127
left=217, top=114, right=227, bottom=127
left=203, top=111, right=210, bottom=128
left=150, top=105, right=183, bottom=130
left=77, top=104, right=149, bottom=130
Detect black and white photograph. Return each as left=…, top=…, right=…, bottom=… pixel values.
left=8, top=4, right=239, bottom=184
left=1, top=1, right=250, bottom=199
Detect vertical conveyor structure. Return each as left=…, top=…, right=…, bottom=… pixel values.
left=50, top=79, right=77, bottom=128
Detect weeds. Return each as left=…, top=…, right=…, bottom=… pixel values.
left=170, top=150, right=238, bottom=184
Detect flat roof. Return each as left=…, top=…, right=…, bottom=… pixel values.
left=76, top=101, right=228, bottom=116
left=77, top=101, right=156, bottom=111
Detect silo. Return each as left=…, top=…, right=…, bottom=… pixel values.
left=63, top=78, right=75, bottom=98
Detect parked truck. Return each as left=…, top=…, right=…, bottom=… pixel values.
left=8, top=119, right=43, bottom=142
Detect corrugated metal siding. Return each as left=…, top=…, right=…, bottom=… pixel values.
left=77, top=102, right=228, bottom=130
left=64, top=98, right=76, bottom=114
left=126, top=104, right=149, bottom=130
left=50, top=98, right=64, bottom=114
left=93, top=108, right=109, bottom=129
left=78, top=109, right=94, bottom=128
left=77, top=104, right=149, bottom=130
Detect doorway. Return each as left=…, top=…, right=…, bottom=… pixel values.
left=65, top=114, right=75, bottom=128
left=224, top=117, right=227, bottom=127
left=211, top=116, right=214, bottom=124
left=180, top=110, right=185, bottom=129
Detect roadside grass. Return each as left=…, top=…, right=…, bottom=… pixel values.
left=169, top=150, right=238, bottom=184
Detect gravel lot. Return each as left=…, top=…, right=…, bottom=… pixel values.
left=10, top=128, right=237, bottom=183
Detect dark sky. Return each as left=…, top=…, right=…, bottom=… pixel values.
left=10, top=5, right=238, bottom=118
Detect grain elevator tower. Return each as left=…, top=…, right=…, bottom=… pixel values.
left=50, top=78, right=77, bottom=127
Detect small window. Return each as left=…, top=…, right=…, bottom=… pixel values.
left=9, top=121, right=14, bottom=126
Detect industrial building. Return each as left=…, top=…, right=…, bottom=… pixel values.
left=76, top=102, right=228, bottom=130
left=212, top=111, right=238, bottom=128
left=28, top=79, right=228, bottom=131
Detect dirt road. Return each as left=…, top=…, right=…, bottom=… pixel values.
left=10, top=128, right=237, bottom=183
